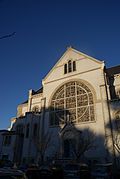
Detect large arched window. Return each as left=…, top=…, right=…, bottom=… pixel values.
left=50, top=81, right=95, bottom=126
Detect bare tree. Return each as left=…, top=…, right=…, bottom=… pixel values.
left=70, top=129, right=96, bottom=162
left=114, top=110, right=120, bottom=153
left=33, top=131, right=53, bottom=165
left=114, top=133, right=120, bottom=153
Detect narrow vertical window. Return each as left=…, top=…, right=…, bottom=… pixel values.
left=26, top=124, right=29, bottom=138
left=33, top=123, right=38, bottom=137
left=68, top=60, right=72, bottom=72
left=3, top=136, right=8, bottom=146
left=73, top=61, right=76, bottom=71
left=8, top=136, right=11, bottom=145
left=64, top=64, right=67, bottom=74
left=3, top=136, right=11, bottom=146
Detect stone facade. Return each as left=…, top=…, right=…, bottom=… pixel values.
left=0, top=47, right=120, bottom=166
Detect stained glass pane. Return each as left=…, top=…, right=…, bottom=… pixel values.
left=66, top=97, right=76, bottom=109
left=55, top=99, right=64, bottom=110
left=69, top=109, right=76, bottom=122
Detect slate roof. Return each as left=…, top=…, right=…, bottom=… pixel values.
left=2, top=130, right=18, bottom=135
left=22, top=87, right=43, bottom=104
left=32, top=87, right=43, bottom=95
left=106, top=65, right=120, bottom=76
left=0, top=130, right=8, bottom=133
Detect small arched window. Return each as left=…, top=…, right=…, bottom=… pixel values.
left=64, top=60, right=76, bottom=74
left=73, top=61, right=76, bottom=71
left=116, top=89, right=120, bottom=99
left=115, top=110, right=120, bottom=131
left=32, top=106, right=39, bottom=113
left=64, top=64, right=67, bottom=74
left=68, top=60, right=72, bottom=72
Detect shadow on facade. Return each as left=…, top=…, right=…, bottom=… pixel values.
left=7, top=105, right=114, bottom=167
left=105, top=111, right=120, bottom=167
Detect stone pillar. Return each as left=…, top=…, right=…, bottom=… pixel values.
left=28, top=89, right=32, bottom=112
left=39, top=98, right=46, bottom=144
left=100, top=84, right=114, bottom=160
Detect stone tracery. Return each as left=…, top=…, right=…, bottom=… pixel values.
left=50, top=81, right=95, bottom=125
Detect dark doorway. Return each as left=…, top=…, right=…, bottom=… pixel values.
left=63, top=138, right=76, bottom=158
left=64, top=139, right=70, bottom=158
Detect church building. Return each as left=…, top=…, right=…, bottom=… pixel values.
left=0, top=47, right=120, bottom=166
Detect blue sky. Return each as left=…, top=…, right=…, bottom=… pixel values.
left=0, top=0, right=120, bottom=129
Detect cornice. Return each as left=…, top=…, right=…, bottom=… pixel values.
left=32, top=93, right=43, bottom=99
left=18, top=103, right=28, bottom=107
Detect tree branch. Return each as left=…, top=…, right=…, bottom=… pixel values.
left=0, top=32, right=16, bottom=40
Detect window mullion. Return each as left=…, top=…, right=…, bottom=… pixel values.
left=64, top=85, right=66, bottom=122
left=75, top=82, right=78, bottom=123
left=88, top=93, right=90, bottom=121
